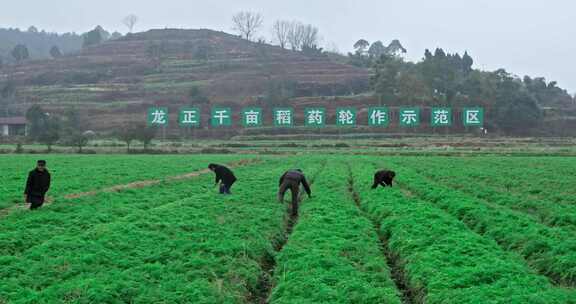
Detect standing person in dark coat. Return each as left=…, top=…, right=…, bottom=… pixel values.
left=278, top=169, right=312, bottom=216
left=372, top=169, right=396, bottom=189
left=24, top=160, right=51, bottom=210
left=208, top=164, right=237, bottom=195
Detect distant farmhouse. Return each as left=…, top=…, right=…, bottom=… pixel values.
left=0, top=117, right=28, bottom=136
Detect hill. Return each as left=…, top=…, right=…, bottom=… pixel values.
left=1, top=28, right=575, bottom=138
left=0, top=29, right=370, bottom=133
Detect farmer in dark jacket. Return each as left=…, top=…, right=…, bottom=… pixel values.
left=278, top=169, right=311, bottom=216
left=24, top=160, right=51, bottom=210
left=372, top=169, right=396, bottom=189
left=208, top=163, right=237, bottom=195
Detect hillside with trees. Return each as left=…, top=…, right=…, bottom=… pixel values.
left=0, top=17, right=574, bottom=140
left=0, top=27, right=81, bottom=63
left=352, top=41, right=576, bottom=135
left=0, top=26, right=122, bottom=64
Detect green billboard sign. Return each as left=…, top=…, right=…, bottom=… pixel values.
left=179, top=108, right=200, bottom=127
left=211, top=108, right=232, bottom=127
left=242, top=108, right=263, bottom=127
left=305, top=108, right=326, bottom=127
left=368, top=107, right=389, bottom=126
left=274, top=108, right=294, bottom=127
left=147, top=107, right=168, bottom=126
left=463, top=108, right=484, bottom=126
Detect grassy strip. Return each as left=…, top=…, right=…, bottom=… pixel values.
left=0, top=159, right=295, bottom=303
left=353, top=162, right=576, bottom=303
left=269, top=162, right=402, bottom=304
left=386, top=160, right=576, bottom=287
left=0, top=157, right=259, bottom=257
left=248, top=158, right=327, bottom=303
left=0, top=154, right=250, bottom=210
left=397, top=157, right=576, bottom=231
left=421, top=156, right=576, bottom=204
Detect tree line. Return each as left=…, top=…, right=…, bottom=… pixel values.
left=0, top=26, right=123, bottom=65
left=229, top=11, right=575, bottom=134
left=231, top=11, right=323, bottom=55
left=362, top=40, right=575, bottom=134
left=0, top=14, right=140, bottom=65
left=0, top=27, right=82, bottom=65
left=23, top=105, right=157, bottom=153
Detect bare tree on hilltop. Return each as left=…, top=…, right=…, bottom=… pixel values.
left=232, top=11, right=263, bottom=41
left=272, top=20, right=290, bottom=49
left=300, top=24, right=320, bottom=50
left=283, top=21, right=321, bottom=52
left=123, top=14, right=139, bottom=33
left=287, top=21, right=304, bottom=50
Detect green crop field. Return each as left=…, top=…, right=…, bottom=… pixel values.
left=1, top=154, right=575, bottom=303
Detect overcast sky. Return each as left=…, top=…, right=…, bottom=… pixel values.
left=3, top=0, right=575, bottom=93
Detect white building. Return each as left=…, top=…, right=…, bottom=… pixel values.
left=0, top=117, right=28, bottom=136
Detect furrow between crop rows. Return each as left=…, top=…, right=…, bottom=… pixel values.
left=248, top=160, right=327, bottom=304
left=352, top=159, right=576, bottom=302
left=396, top=157, right=576, bottom=232
left=345, top=163, right=414, bottom=304
left=0, top=159, right=262, bottom=258
left=0, top=158, right=257, bottom=219
left=0, top=155, right=252, bottom=211
left=385, top=159, right=576, bottom=287
left=1, top=159, right=293, bottom=303
left=266, top=161, right=402, bottom=303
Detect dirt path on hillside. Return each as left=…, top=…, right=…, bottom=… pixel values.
left=0, top=159, right=258, bottom=219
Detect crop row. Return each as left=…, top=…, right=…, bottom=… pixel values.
left=1, top=158, right=315, bottom=303
left=384, top=158, right=576, bottom=287
left=422, top=156, right=576, bottom=202
left=0, top=154, right=250, bottom=210
left=416, top=156, right=576, bottom=205
left=0, top=157, right=258, bottom=256
left=352, top=161, right=576, bottom=303
left=269, top=162, right=402, bottom=303
left=396, top=157, right=576, bottom=231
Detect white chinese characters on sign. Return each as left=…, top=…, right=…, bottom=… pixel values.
left=245, top=110, right=260, bottom=125
left=434, top=110, right=450, bottom=125
left=370, top=109, right=387, bottom=125
left=466, top=110, right=480, bottom=124
left=276, top=110, right=292, bottom=125
left=307, top=110, right=323, bottom=125
left=401, top=110, right=418, bottom=125
left=151, top=110, right=167, bottom=124
left=337, top=110, right=354, bottom=125
left=214, top=110, right=230, bottom=125
left=182, top=111, right=198, bottom=124
left=154, top=106, right=484, bottom=129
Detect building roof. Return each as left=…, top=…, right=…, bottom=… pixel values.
left=0, top=117, right=27, bottom=125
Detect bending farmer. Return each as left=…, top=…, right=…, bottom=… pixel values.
left=372, top=169, right=396, bottom=189
left=208, top=163, right=237, bottom=195
left=278, top=169, right=311, bottom=216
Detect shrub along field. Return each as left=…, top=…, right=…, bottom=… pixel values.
left=0, top=154, right=575, bottom=303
